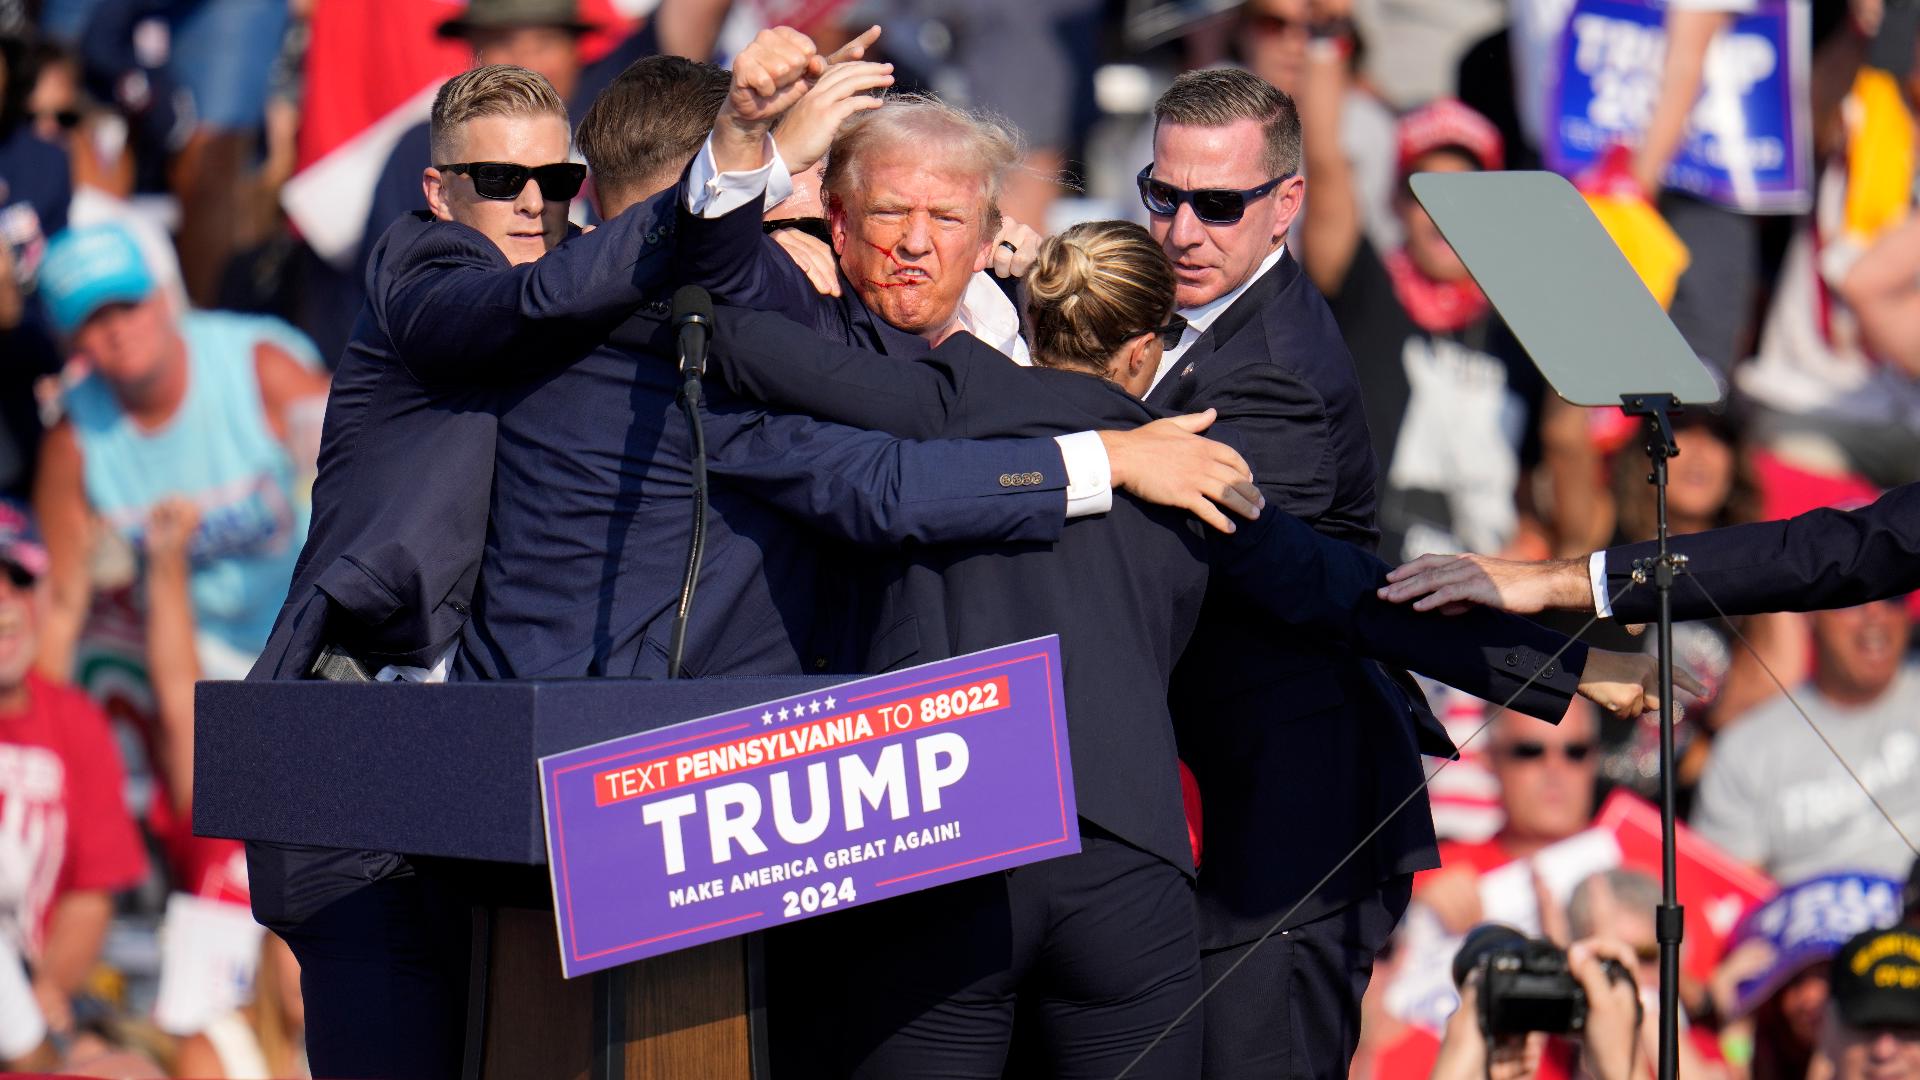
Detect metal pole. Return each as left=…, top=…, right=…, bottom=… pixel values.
left=1650, top=423, right=1682, bottom=1080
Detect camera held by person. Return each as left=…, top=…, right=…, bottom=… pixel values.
left=1433, top=926, right=1649, bottom=1080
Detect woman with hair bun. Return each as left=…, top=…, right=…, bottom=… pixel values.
left=708, top=222, right=1666, bottom=1078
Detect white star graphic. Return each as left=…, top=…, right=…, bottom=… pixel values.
left=777, top=706, right=790, bottom=722
left=762, top=710, right=773, bottom=726
left=809, top=699, right=822, bottom=715
left=824, top=695, right=836, bottom=710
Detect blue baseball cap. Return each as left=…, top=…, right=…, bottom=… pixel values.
left=1727, top=872, right=1903, bottom=1018
left=38, top=223, right=157, bottom=337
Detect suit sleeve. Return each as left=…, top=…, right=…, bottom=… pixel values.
left=708, top=308, right=963, bottom=439
left=1208, top=506, right=1585, bottom=723
left=672, top=188, right=822, bottom=320
left=708, top=411, right=1067, bottom=547
left=374, top=188, right=677, bottom=386
left=1606, top=482, right=1920, bottom=622
left=1191, top=362, right=1347, bottom=530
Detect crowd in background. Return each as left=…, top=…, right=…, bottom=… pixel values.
left=1, top=0, right=1919, bottom=1074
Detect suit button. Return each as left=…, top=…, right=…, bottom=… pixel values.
left=813, top=657, right=828, bottom=671
left=1505, top=654, right=1518, bottom=667
left=1542, top=663, right=1558, bottom=679
left=1028, top=472, right=1044, bottom=486
left=999, top=474, right=1013, bottom=487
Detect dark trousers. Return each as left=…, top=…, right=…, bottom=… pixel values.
left=246, top=841, right=471, bottom=1079
left=769, top=828, right=1201, bottom=1079
left=1196, top=874, right=1411, bottom=1080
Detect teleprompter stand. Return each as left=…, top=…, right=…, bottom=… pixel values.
left=1412, top=171, right=1722, bottom=1080
left=195, top=676, right=840, bottom=1079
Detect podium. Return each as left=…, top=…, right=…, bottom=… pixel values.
left=194, top=676, right=842, bottom=1080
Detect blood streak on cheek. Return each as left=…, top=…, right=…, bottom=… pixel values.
left=864, top=241, right=916, bottom=288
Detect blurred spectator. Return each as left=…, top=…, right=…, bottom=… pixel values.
left=172, top=932, right=306, bottom=1078
left=31, top=222, right=327, bottom=685
left=0, top=500, right=147, bottom=1041
left=1239, top=0, right=1400, bottom=252
left=1714, top=873, right=1903, bottom=1080
left=1692, top=597, right=1920, bottom=883
left=1412, top=702, right=1599, bottom=935
left=1429, top=935, right=1648, bottom=1080
left=1733, top=38, right=1918, bottom=488
left=1596, top=412, right=1809, bottom=813
left=1821, top=925, right=1920, bottom=1080
left=1837, top=211, right=1920, bottom=377
left=1566, top=869, right=1727, bottom=1080
left=1297, top=78, right=1565, bottom=564
left=1350, top=0, right=1503, bottom=111
left=139, top=497, right=244, bottom=903
left=0, top=34, right=72, bottom=500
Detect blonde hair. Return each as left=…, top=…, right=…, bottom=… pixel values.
left=821, top=94, right=1024, bottom=238
left=430, top=64, right=568, bottom=164
left=1025, top=221, right=1176, bottom=374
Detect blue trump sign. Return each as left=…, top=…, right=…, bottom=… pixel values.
left=1549, top=0, right=1810, bottom=212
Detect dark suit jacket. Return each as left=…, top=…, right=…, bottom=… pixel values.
left=248, top=194, right=678, bottom=681
left=455, top=303, right=1073, bottom=682
left=704, top=308, right=1588, bottom=873
left=1147, top=250, right=1469, bottom=941
left=1607, top=482, right=1920, bottom=623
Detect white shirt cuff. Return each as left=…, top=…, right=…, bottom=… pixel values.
left=684, top=132, right=796, bottom=218
left=1056, top=430, right=1113, bottom=519
left=1589, top=550, right=1614, bottom=618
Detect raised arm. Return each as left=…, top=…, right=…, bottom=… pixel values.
left=375, top=186, right=679, bottom=386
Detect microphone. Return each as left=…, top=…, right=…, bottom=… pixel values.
left=673, top=284, right=713, bottom=382
left=666, top=286, right=713, bottom=680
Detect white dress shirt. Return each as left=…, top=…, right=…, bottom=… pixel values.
left=686, top=132, right=1112, bottom=517
left=1589, top=551, right=1615, bottom=617
left=1150, top=245, right=1291, bottom=394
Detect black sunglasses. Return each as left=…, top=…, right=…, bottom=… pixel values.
left=1134, top=314, right=1188, bottom=350
left=32, top=109, right=82, bottom=131
left=1137, top=164, right=1291, bottom=225
left=1499, top=740, right=1594, bottom=763
left=435, top=161, right=586, bottom=201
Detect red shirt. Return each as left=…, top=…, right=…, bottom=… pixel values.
left=0, top=673, right=148, bottom=956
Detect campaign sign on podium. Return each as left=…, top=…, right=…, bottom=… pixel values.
left=540, top=636, right=1078, bottom=978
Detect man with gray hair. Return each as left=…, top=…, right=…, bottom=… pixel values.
left=1135, top=64, right=1443, bottom=1079
left=672, top=28, right=1266, bottom=543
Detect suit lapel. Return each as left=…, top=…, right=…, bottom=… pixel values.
left=1148, top=252, right=1294, bottom=410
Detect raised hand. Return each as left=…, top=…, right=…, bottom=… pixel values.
left=713, top=27, right=824, bottom=172
left=990, top=218, right=1041, bottom=279
left=1100, top=410, right=1265, bottom=534
left=772, top=59, right=894, bottom=174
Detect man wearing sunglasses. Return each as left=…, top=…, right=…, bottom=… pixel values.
left=1412, top=703, right=1602, bottom=936
left=1137, top=66, right=1450, bottom=1079
left=244, top=64, right=710, bottom=1079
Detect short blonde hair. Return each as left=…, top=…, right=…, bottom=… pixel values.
left=1025, top=221, right=1175, bottom=374
left=821, top=94, right=1024, bottom=237
left=430, top=64, right=569, bottom=164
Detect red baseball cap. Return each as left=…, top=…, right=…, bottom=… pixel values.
left=1397, top=99, right=1504, bottom=177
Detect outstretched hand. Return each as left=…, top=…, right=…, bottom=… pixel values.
left=1379, top=553, right=1593, bottom=614
left=1100, top=410, right=1265, bottom=534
